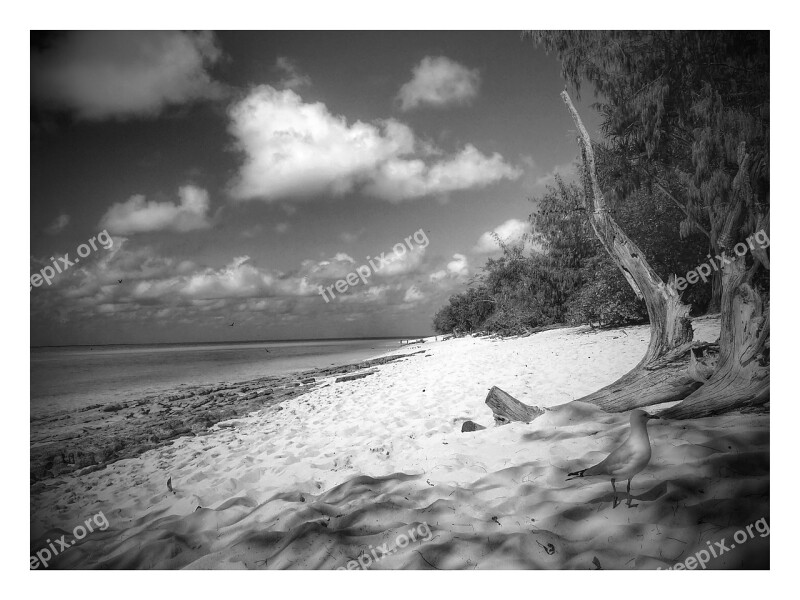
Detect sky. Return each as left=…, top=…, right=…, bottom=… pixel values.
left=30, top=31, right=602, bottom=346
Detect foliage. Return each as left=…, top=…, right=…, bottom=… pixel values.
left=528, top=31, right=769, bottom=253
left=433, top=32, right=768, bottom=336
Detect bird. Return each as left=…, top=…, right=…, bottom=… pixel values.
left=117, top=279, right=123, bottom=284
left=228, top=322, right=235, bottom=327
left=566, top=409, right=659, bottom=508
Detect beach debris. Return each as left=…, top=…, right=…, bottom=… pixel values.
left=536, top=540, right=556, bottom=555
left=335, top=371, right=376, bottom=383
left=491, top=516, right=501, bottom=526
left=485, top=386, right=544, bottom=426
left=167, top=477, right=174, bottom=494
left=592, top=556, right=603, bottom=569
left=461, top=420, right=486, bottom=433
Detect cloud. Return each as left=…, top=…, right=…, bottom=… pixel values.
left=275, top=57, right=311, bottom=90
left=44, top=213, right=70, bottom=235
left=429, top=253, right=470, bottom=283
left=397, top=56, right=480, bottom=111
left=373, top=244, right=427, bottom=277
left=275, top=222, right=290, bottom=234
left=99, top=185, right=213, bottom=234
left=365, top=145, right=518, bottom=202
left=473, top=218, right=532, bottom=254
left=32, top=31, right=224, bottom=120
left=181, top=256, right=316, bottom=300
left=403, top=285, right=425, bottom=303
left=227, top=86, right=519, bottom=203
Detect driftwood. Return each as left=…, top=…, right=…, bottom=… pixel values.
left=485, top=386, right=544, bottom=426
left=687, top=344, right=719, bottom=383
left=558, top=94, right=768, bottom=418
left=661, top=255, right=769, bottom=418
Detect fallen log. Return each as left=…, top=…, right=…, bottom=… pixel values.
left=485, top=386, right=544, bottom=425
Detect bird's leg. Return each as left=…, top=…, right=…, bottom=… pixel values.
left=626, top=477, right=638, bottom=508
left=611, top=478, right=619, bottom=508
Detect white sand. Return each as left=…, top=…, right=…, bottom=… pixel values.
left=30, top=318, right=769, bottom=569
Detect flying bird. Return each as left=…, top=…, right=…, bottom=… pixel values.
left=229, top=322, right=235, bottom=327
left=567, top=409, right=659, bottom=508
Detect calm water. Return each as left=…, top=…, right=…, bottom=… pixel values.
left=30, top=338, right=404, bottom=417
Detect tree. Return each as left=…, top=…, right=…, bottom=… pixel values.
left=529, top=31, right=769, bottom=417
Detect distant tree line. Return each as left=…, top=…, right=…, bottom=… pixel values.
left=434, top=29, right=768, bottom=370
left=433, top=176, right=712, bottom=336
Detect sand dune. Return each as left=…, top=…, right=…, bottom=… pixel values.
left=30, top=319, right=769, bottom=569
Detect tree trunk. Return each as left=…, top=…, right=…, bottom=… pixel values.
left=560, top=92, right=698, bottom=411
left=660, top=254, right=769, bottom=418
left=485, top=386, right=544, bottom=425
left=660, top=146, right=770, bottom=418
left=708, top=267, right=722, bottom=314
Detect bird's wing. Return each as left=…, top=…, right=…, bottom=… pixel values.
left=584, top=440, right=636, bottom=477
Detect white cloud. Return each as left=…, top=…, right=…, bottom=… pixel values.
left=44, top=213, right=70, bottom=235
left=99, top=185, right=212, bottom=234
left=275, top=56, right=311, bottom=90
left=374, top=244, right=427, bottom=277
left=397, top=56, right=480, bottom=111
left=474, top=218, right=532, bottom=254
left=32, top=31, right=224, bottom=120
left=365, top=145, right=519, bottom=202
left=181, top=256, right=316, bottom=300
left=403, top=285, right=425, bottom=303
left=275, top=222, right=290, bottom=234
left=446, top=253, right=470, bottom=277
left=227, top=86, right=519, bottom=203
left=429, top=253, right=470, bottom=283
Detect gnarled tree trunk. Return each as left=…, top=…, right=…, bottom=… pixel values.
left=560, top=92, right=699, bottom=411
left=560, top=94, right=769, bottom=418
left=661, top=256, right=769, bottom=418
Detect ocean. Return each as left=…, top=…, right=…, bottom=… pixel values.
left=30, top=338, right=405, bottom=417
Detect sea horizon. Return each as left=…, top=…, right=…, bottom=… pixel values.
left=30, top=334, right=430, bottom=350
left=31, top=336, right=417, bottom=417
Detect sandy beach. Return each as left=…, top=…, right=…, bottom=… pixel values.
left=30, top=317, right=769, bottom=570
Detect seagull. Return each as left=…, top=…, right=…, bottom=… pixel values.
left=567, top=409, right=659, bottom=508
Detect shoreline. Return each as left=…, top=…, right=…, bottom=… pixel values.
left=30, top=347, right=427, bottom=485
